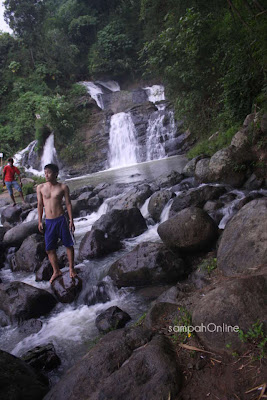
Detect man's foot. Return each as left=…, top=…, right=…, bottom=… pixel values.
left=70, top=268, right=77, bottom=279
left=12, top=203, right=16, bottom=207
left=50, top=271, right=62, bottom=284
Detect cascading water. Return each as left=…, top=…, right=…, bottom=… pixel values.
left=108, top=112, right=139, bottom=168
left=144, top=85, right=165, bottom=103
left=96, top=80, right=120, bottom=92
left=80, top=81, right=104, bottom=109
left=13, top=140, right=37, bottom=167
left=40, top=133, right=58, bottom=170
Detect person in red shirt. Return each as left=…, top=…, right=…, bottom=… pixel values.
left=2, top=158, right=25, bottom=206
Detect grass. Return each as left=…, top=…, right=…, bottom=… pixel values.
left=238, top=320, right=267, bottom=361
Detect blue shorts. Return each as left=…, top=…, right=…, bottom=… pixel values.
left=5, top=181, right=22, bottom=195
left=45, top=214, right=74, bottom=251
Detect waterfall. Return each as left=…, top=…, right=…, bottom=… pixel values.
left=13, top=140, right=37, bottom=166
left=144, top=85, right=165, bottom=103
left=40, top=133, right=58, bottom=170
left=96, top=80, right=120, bottom=92
left=108, top=112, right=139, bottom=168
left=80, top=81, right=104, bottom=109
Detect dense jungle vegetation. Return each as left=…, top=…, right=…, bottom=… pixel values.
left=0, top=0, right=266, bottom=161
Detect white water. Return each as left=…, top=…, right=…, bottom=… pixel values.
left=144, top=85, right=165, bottom=103
left=108, top=112, right=139, bottom=168
left=96, top=80, right=120, bottom=92
left=13, top=140, right=37, bottom=166
left=41, top=133, right=58, bottom=170
left=80, top=81, right=104, bottom=109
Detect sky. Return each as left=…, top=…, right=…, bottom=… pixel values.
left=0, top=1, right=12, bottom=33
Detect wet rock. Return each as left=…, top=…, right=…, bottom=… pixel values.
left=82, top=281, right=111, bottom=306
left=192, top=274, right=267, bottom=353
left=183, top=156, right=207, bottom=177
left=195, top=158, right=211, bottom=183
left=156, top=170, right=184, bottom=188
left=1, top=204, right=23, bottom=225
left=35, top=249, right=67, bottom=281
left=18, top=319, right=43, bottom=335
left=43, top=327, right=182, bottom=400
left=70, top=185, right=94, bottom=200
left=148, top=190, right=175, bottom=222
left=112, top=184, right=152, bottom=210
left=97, top=183, right=130, bottom=199
left=203, top=200, right=223, bottom=213
left=243, top=173, right=263, bottom=190
left=217, top=198, right=267, bottom=276
left=169, top=185, right=226, bottom=217
left=0, top=281, right=57, bottom=323
left=108, top=242, right=185, bottom=287
left=0, top=310, right=10, bottom=327
left=25, top=193, right=37, bottom=203
left=158, top=207, right=218, bottom=253
left=93, top=207, right=147, bottom=240
left=79, top=229, right=122, bottom=260
left=51, top=271, right=82, bottom=303
left=3, top=220, right=39, bottom=247
left=21, top=343, right=61, bottom=372
left=12, top=234, right=46, bottom=272
left=95, top=306, right=131, bottom=333
left=88, top=195, right=102, bottom=211
left=171, top=177, right=195, bottom=192
left=0, top=349, right=49, bottom=400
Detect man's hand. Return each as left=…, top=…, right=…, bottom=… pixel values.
left=20, top=182, right=23, bottom=187
left=69, top=220, right=75, bottom=233
left=38, top=222, right=44, bottom=233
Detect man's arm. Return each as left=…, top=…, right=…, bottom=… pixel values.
left=63, top=184, right=75, bottom=232
left=37, top=185, right=44, bottom=232
left=15, top=167, right=22, bottom=186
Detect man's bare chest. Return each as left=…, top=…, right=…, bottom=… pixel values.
left=42, top=187, right=64, bottom=201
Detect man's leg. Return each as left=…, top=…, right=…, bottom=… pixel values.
left=18, top=190, right=25, bottom=203
left=47, top=249, right=62, bottom=283
left=66, top=246, right=77, bottom=278
left=6, top=182, right=16, bottom=205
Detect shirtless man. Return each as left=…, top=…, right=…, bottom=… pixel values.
left=37, top=163, right=77, bottom=283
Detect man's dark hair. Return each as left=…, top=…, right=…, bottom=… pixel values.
left=44, top=163, right=59, bottom=174
left=8, top=158, right=14, bottom=162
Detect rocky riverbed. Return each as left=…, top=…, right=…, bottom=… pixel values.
left=0, top=113, right=266, bottom=400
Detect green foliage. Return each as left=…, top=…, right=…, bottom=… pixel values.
left=197, top=257, right=217, bottom=276
left=238, top=320, right=267, bottom=361
left=171, top=306, right=193, bottom=343
left=22, top=182, right=35, bottom=196
left=134, top=312, right=147, bottom=327
left=187, top=123, right=241, bottom=158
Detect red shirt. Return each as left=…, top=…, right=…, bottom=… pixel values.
left=3, top=164, right=20, bottom=182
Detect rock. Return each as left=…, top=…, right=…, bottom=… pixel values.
left=158, top=207, right=218, bottom=253
left=97, top=183, right=130, bottom=199
left=36, top=249, right=69, bottom=281
left=0, top=349, right=49, bottom=400
left=0, top=310, right=10, bottom=327
left=0, top=281, right=57, bottom=323
left=156, top=170, right=184, bottom=188
left=183, top=156, right=206, bottom=177
left=43, top=327, right=182, bottom=400
left=81, top=281, right=111, bottom=306
left=0, top=199, right=9, bottom=207
left=18, top=319, right=43, bottom=335
left=51, top=271, right=82, bottom=303
left=87, top=195, right=102, bottom=211
left=195, top=158, right=210, bottom=182
left=243, top=113, right=255, bottom=128
left=25, top=193, right=37, bottom=203
left=243, top=173, right=263, bottom=190
left=148, top=190, right=174, bottom=222
left=192, top=274, right=267, bottom=353
left=70, top=185, right=95, bottom=200
left=93, top=207, right=147, bottom=240
left=217, top=198, right=267, bottom=276
left=21, top=177, right=35, bottom=185
left=95, top=306, right=131, bottom=333
left=113, top=184, right=152, bottom=210
left=144, top=302, right=179, bottom=330
left=12, top=234, right=46, bottom=272
left=79, top=229, right=122, bottom=260
left=1, top=204, right=22, bottom=225
left=169, top=185, right=226, bottom=217
left=208, top=147, right=246, bottom=187
left=3, top=220, right=39, bottom=247
left=203, top=200, right=223, bottom=213
left=108, top=242, right=185, bottom=287
left=171, top=177, right=195, bottom=192
left=21, top=343, right=61, bottom=372
left=260, top=113, right=267, bottom=133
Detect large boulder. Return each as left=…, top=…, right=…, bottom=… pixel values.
left=183, top=156, right=207, bottom=177
left=95, top=306, right=131, bottom=333
left=169, top=185, right=226, bottom=217
left=0, top=349, right=49, bottom=400
left=195, top=158, right=210, bottom=183
left=11, top=234, right=46, bottom=272
left=1, top=204, right=23, bottom=225
left=51, top=271, right=82, bottom=303
left=0, top=281, right=57, bottom=323
left=112, top=184, right=152, bottom=210
left=148, top=190, right=175, bottom=222
left=3, top=220, right=39, bottom=247
left=108, top=242, right=185, bottom=287
left=158, top=207, right=218, bottom=252
left=44, top=327, right=182, bottom=400
left=93, top=207, right=147, bottom=240
left=78, top=229, right=122, bottom=260
left=208, top=146, right=246, bottom=187
left=192, top=274, right=267, bottom=354
left=217, top=198, right=267, bottom=276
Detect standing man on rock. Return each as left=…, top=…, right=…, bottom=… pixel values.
left=37, top=163, right=77, bottom=284
left=2, top=157, right=25, bottom=206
